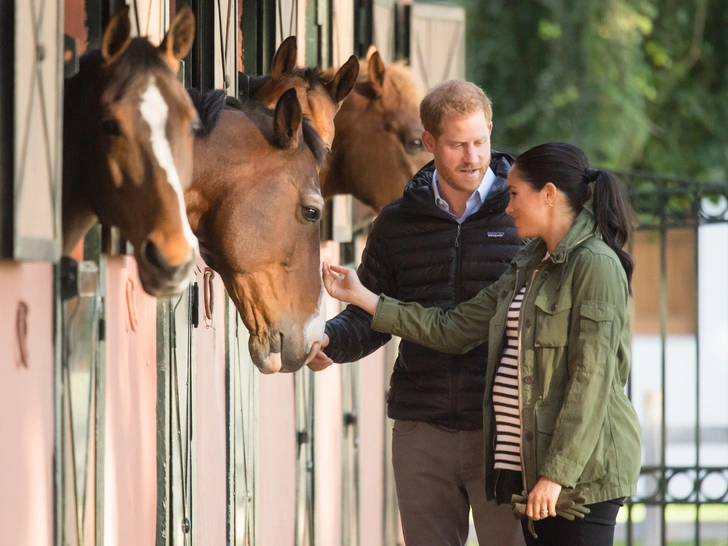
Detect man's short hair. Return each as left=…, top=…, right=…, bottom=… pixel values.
left=420, top=80, right=493, bottom=137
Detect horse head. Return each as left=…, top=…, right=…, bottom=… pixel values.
left=62, top=6, right=199, bottom=297
left=321, top=49, right=433, bottom=211
left=249, top=36, right=359, bottom=151
left=186, top=89, right=327, bottom=374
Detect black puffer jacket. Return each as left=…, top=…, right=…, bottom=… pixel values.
left=324, top=154, right=523, bottom=429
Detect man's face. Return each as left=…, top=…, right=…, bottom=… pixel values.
left=422, top=110, right=493, bottom=194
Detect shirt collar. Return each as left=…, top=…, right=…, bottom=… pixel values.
left=432, top=167, right=496, bottom=222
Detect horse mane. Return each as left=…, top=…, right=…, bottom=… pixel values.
left=188, top=88, right=327, bottom=167
left=248, top=67, right=326, bottom=96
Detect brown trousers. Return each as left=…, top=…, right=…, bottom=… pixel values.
left=392, top=420, right=526, bottom=546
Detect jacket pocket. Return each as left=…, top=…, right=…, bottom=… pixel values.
left=392, top=419, right=419, bottom=436
left=577, top=423, right=608, bottom=484
left=535, top=405, right=558, bottom=473
left=534, top=294, right=572, bottom=348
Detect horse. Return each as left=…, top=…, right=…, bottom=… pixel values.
left=185, top=89, right=327, bottom=374
left=247, top=36, right=359, bottom=150
left=62, top=6, right=199, bottom=297
left=320, top=49, right=433, bottom=212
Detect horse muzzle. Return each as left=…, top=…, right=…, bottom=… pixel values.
left=136, top=239, right=197, bottom=297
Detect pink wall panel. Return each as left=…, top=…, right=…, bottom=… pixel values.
left=193, top=266, right=227, bottom=544
left=358, top=349, right=386, bottom=546
left=104, top=257, right=158, bottom=546
left=258, top=373, right=297, bottom=544
left=0, top=263, right=55, bottom=546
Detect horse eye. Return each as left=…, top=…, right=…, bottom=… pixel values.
left=301, top=206, right=320, bottom=222
left=405, top=138, right=424, bottom=154
left=101, top=118, right=121, bottom=136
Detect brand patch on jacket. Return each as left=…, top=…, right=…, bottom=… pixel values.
left=487, top=231, right=505, bottom=237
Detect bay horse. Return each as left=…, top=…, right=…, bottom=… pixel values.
left=185, top=89, right=327, bottom=374
left=63, top=6, right=199, bottom=297
left=321, top=49, right=433, bottom=212
left=248, top=36, right=359, bottom=150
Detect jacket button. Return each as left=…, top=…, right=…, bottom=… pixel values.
left=525, top=431, right=533, bottom=442
left=542, top=270, right=550, bottom=279
left=525, top=318, right=532, bottom=328
left=523, top=376, right=534, bottom=384
left=551, top=303, right=558, bottom=312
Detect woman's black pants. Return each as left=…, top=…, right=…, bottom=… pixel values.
left=521, top=499, right=623, bottom=546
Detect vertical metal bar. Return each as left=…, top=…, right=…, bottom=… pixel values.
left=354, top=0, right=372, bottom=57
left=53, top=262, right=64, bottom=546
left=225, top=295, right=237, bottom=545
left=259, top=0, right=276, bottom=75
left=156, top=299, right=172, bottom=546
left=189, top=0, right=216, bottom=90
left=693, top=202, right=701, bottom=546
left=659, top=222, right=667, bottom=546
left=0, top=0, right=15, bottom=258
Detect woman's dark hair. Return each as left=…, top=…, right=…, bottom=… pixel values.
left=513, top=142, right=635, bottom=290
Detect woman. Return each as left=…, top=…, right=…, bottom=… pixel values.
left=322, top=142, right=641, bottom=546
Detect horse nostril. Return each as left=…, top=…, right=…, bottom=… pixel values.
left=143, top=240, right=173, bottom=273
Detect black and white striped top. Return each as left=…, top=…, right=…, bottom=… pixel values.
left=493, top=286, right=526, bottom=472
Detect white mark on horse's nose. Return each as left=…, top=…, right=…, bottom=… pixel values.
left=303, top=278, right=327, bottom=351
left=139, top=78, right=198, bottom=253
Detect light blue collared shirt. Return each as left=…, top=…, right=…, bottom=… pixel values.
left=432, top=167, right=496, bottom=223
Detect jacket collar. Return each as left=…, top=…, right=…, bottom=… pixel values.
left=514, top=205, right=598, bottom=270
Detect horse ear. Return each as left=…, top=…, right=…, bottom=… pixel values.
left=159, top=6, right=196, bottom=73
left=271, top=36, right=298, bottom=82
left=273, top=88, right=303, bottom=150
left=368, top=51, right=386, bottom=97
left=325, top=55, right=359, bottom=105
left=365, top=45, right=378, bottom=61
left=101, top=6, right=132, bottom=65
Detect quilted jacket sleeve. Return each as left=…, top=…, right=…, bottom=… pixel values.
left=324, top=216, right=396, bottom=363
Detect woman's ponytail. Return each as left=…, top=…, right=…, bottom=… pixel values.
left=591, top=170, right=635, bottom=292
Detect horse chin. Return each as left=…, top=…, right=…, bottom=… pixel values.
left=248, top=330, right=311, bottom=374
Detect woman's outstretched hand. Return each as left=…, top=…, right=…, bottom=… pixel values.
left=322, top=262, right=379, bottom=315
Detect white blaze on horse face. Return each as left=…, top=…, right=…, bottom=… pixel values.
left=303, top=280, right=327, bottom=365
left=139, top=78, right=198, bottom=252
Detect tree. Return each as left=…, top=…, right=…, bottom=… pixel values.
left=460, top=0, right=728, bottom=180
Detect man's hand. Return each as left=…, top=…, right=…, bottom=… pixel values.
left=307, top=333, right=333, bottom=371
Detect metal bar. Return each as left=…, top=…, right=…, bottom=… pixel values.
left=156, top=299, right=172, bottom=546
left=694, top=208, right=701, bottom=544
left=659, top=219, right=668, bottom=546
left=225, top=295, right=236, bottom=545
left=0, top=0, right=14, bottom=258
left=189, top=0, right=216, bottom=90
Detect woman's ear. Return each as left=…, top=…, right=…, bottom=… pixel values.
left=543, top=182, right=558, bottom=206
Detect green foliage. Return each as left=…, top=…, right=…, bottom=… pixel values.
left=458, top=0, right=728, bottom=180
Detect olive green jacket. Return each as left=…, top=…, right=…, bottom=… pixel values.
left=371, top=207, right=641, bottom=504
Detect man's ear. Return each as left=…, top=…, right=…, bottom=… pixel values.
left=422, top=131, right=436, bottom=153
left=489, top=121, right=493, bottom=135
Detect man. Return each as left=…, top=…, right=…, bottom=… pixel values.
left=309, top=80, right=525, bottom=546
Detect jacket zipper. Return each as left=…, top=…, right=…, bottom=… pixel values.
left=452, top=222, right=462, bottom=426
left=517, top=268, right=540, bottom=495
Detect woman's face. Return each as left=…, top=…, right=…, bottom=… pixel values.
left=505, top=167, right=549, bottom=239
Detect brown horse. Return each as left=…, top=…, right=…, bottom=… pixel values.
left=63, top=7, right=199, bottom=297
left=321, top=49, right=432, bottom=212
left=248, top=36, right=359, bottom=150
left=185, top=89, right=327, bottom=374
